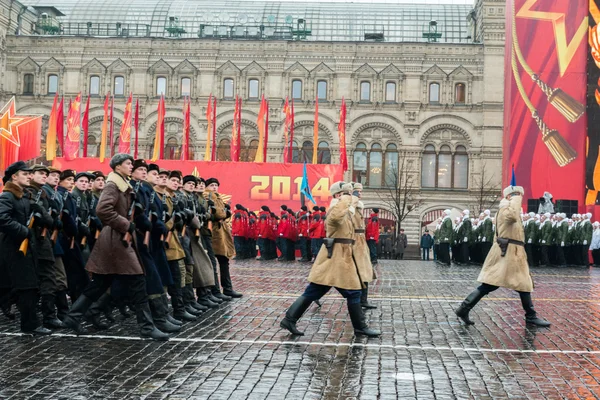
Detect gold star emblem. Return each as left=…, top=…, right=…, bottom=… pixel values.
left=0, top=97, right=41, bottom=146
left=517, top=0, right=588, bottom=77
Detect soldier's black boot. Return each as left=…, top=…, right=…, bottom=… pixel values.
left=135, top=302, right=169, bottom=341
left=196, top=287, right=219, bottom=308
left=348, top=302, right=380, bottom=337
left=360, top=283, right=377, bottom=309
left=455, top=289, right=485, bottom=325
left=55, top=290, right=70, bottom=321
left=169, top=285, right=197, bottom=322
left=149, top=297, right=181, bottom=333
left=280, top=296, right=313, bottom=336
left=519, top=292, right=551, bottom=327
left=84, top=293, right=111, bottom=330
left=184, top=284, right=208, bottom=311
left=161, top=294, right=182, bottom=326
left=41, top=294, right=65, bottom=329
left=63, top=295, right=95, bottom=335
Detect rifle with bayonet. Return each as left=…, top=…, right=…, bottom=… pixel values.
left=41, top=188, right=56, bottom=239
left=123, top=181, right=141, bottom=247
left=19, top=190, right=43, bottom=255
left=80, top=195, right=96, bottom=246
left=144, top=190, right=154, bottom=247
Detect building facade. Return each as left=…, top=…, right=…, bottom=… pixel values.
left=0, top=0, right=506, bottom=242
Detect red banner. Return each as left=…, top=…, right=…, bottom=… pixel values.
left=51, top=158, right=343, bottom=211
left=118, top=93, right=132, bottom=154
left=64, top=93, right=81, bottom=160
left=503, top=0, right=587, bottom=206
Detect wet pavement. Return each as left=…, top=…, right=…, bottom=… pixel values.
left=1, top=260, right=600, bottom=399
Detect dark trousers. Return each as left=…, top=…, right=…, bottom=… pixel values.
left=422, top=248, right=430, bottom=261
left=556, top=246, right=566, bottom=266
left=234, top=236, right=246, bottom=259
left=438, top=243, right=450, bottom=265
left=583, top=245, right=591, bottom=266
left=311, top=238, right=323, bottom=259
left=433, top=244, right=439, bottom=260
left=216, top=255, right=233, bottom=292
left=0, top=288, right=39, bottom=332
left=459, top=242, right=470, bottom=263
left=592, top=249, right=600, bottom=266
left=298, top=237, right=309, bottom=260
left=37, top=259, right=59, bottom=297
left=480, top=242, right=492, bottom=262
left=302, top=282, right=361, bottom=304
left=83, top=273, right=148, bottom=308
left=276, top=237, right=286, bottom=259
left=525, top=244, right=534, bottom=266
left=286, top=239, right=296, bottom=261
left=367, top=240, right=378, bottom=264
left=540, top=245, right=550, bottom=266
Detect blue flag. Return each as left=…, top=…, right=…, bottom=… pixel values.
left=510, top=164, right=516, bottom=186
left=301, top=162, right=316, bottom=205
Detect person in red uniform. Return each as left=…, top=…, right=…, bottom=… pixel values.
left=297, top=206, right=311, bottom=262
left=277, top=206, right=290, bottom=261
left=285, top=209, right=298, bottom=261
left=257, top=206, right=274, bottom=260
left=309, top=206, right=323, bottom=262
left=232, top=204, right=248, bottom=259
left=248, top=211, right=258, bottom=258
left=366, top=208, right=380, bottom=265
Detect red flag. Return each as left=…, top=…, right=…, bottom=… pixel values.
left=231, top=96, right=240, bottom=162
left=282, top=98, right=291, bottom=162
left=134, top=98, right=139, bottom=159
left=118, top=93, right=133, bottom=154
left=45, top=93, right=59, bottom=161
left=64, top=93, right=82, bottom=161
left=289, top=100, right=295, bottom=163
left=312, top=95, right=318, bottom=164
left=182, top=97, right=191, bottom=160
left=57, top=97, right=64, bottom=154
left=82, top=96, right=90, bottom=157
left=338, top=98, right=348, bottom=171
left=99, top=94, right=109, bottom=162
left=211, top=97, right=217, bottom=161
left=204, top=95, right=213, bottom=161
left=264, top=99, right=269, bottom=162
left=255, top=95, right=266, bottom=163
left=238, top=97, right=242, bottom=159
left=152, top=95, right=165, bottom=161
left=109, top=95, right=114, bottom=156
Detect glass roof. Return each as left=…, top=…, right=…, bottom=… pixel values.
left=21, top=0, right=474, bottom=43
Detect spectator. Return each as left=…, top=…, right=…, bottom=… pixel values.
left=421, top=229, right=434, bottom=261
left=395, top=229, right=408, bottom=260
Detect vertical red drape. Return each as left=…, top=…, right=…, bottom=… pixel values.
left=57, top=97, right=64, bottom=155
left=82, top=95, right=90, bottom=157
left=109, top=95, right=114, bottom=156
left=134, top=98, right=139, bottom=159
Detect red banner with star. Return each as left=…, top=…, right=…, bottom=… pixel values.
left=503, top=0, right=587, bottom=209
left=0, top=98, right=42, bottom=172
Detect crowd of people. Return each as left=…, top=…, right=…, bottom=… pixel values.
left=429, top=209, right=598, bottom=268
left=0, top=155, right=242, bottom=338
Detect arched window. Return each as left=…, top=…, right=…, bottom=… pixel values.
left=165, top=137, right=178, bottom=160
left=156, top=77, right=167, bottom=96
left=292, top=80, right=303, bottom=100
left=241, top=139, right=258, bottom=161
left=181, top=78, right=191, bottom=97
left=369, top=143, right=383, bottom=187
left=89, top=76, right=100, bottom=96
left=384, top=143, right=398, bottom=187
left=248, top=79, right=259, bottom=99
left=301, top=141, right=313, bottom=163
left=114, top=76, right=125, bottom=96
left=353, top=143, right=368, bottom=184
left=317, top=80, right=327, bottom=100
left=317, top=141, right=331, bottom=164
left=360, top=81, right=371, bottom=102
left=47, top=74, right=58, bottom=94
left=453, top=145, right=468, bottom=188
left=217, top=138, right=231, bottom=161
left=429, top=82, right=440, bottom=103
left=385, top=82, right=396, bottom=102
left=421, top=145, right=436, bottom=188
left=438, top=145, right=452, bottom=188
left=421, top=143, right=469, bottom=189
left=455, top=83, right=466, bottom=104
left=223, top=78, right=234, bottom=98
left=23, top=74, right=34, bottom=95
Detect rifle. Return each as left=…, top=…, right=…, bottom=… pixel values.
left=41, top=188, right=56, bottom=239
left=51, top=190, right=68, bottom=243
left=19, top=190, right=43, bottom=255
left=123, top=181, right=141, bottom=247
left=81, top=195, right=96, bottom=246
left=71, top=196, right=82, bottom=249
left=165, top=195, right=179, bottom=244
left=144, top=190, right=154, bottom=247
left=160, top=192, right=167, bottom=244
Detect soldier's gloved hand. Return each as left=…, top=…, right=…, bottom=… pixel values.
left=561, top=241, right=565, bottom=247
left=207, top=199, right=215, bottom=207
left=584, top=240, right=588, bottom=245
left=183, top=209, right=195, bottom=224
left=444, top=238, right=448, bottom=241
left=53, top=219, right=63, bottom=231
left=528, top=238, right=532, bottom=244
left=128, top=222, right=136, bottom=234
left=482, top=238, right=486, bottom=242
left=135, top=215, right=152, bottom=232
left=348, top=205, right=356, bottom=215
left=541, top=240, right=546, bottom=244
left=164, top=212, right=171, bottom=223
left=175, top=218, right=184, bottom=232
left=198, top=205, right=207, bottom=215
left=463, top=237, right=468, bottom=242
left=79, top=223, right=91, bottom=237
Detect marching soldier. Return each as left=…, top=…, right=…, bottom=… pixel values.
left=539, top=213, right=552, bottom=266
left=351, top=183, right=377, bottom=310
left=581, top=213, right=593, bottom=267
left=458, top=210, right=472, bottom=264
left=479, top=210, right=494, bottom=261
left=279, top=181, right=380, bottom=337
left=524, top=212, right=537, bottom=266
left=455, top=184, right=550, bottom=327
left=555, top=213, right=568, bottom=267
left=0, top=162, right=53, bottom=335
left=437, top=210, right=453, bottom=266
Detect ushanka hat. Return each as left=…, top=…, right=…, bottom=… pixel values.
left=205, top=177, right=220, bottom=187
left=133, top=159, right=149, bottom=171
left=109, top=153, right=134, bottom=170
left=182, top=175, right=198, bottom=185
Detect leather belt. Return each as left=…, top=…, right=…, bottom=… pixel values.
left=354, top=229, right=365, bottom=233
left=496, top=237, right=524, bottom=257
left=333, top=238, right=355, bottom=245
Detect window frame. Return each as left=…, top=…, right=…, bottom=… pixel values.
left=248, top=78, right=259, bottom=100
left=114, top=75, right=125, bottom=96
left=223, top=78, right=234, bottom=99
left=368, top=143, right=383, bottom=187
left=352, top=142, right=368, bottom=185
left=360, top=81, right=371, bottom=102
left=89, top=75, right=100, bottom=96
left=180, top=77, right=192, bottom=97
left=317, top=80, right=328, bottom=101
left=23, top=73, right=34, bottom=95
left=292, top=79, right=303, bottom=100
left=384, top=81, right=397, bottom=103
left=47, top=74, right=58, bottom=95
left=429, top=82, right=440, bottom=104
left=454, top=82, right=466, bottom=104
left=156, top=76, right=167, bottom=97
left=421, top=143, right=469, bottom=190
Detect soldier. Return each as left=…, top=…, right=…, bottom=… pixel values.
left=205, top=178, right=243, bottom=298
left=572, top=214, right=583, bottom=265
left=433, top=218, right=441, bottom=261
left=351, top=183, right=376, bottom=310
left=395, top=229, right=408, bottom=260
left=555, top=213, right=568, bottom=267
left=27, top=165, right=66, bottom=330
left=88, top=171, right=105, bottom=251
left=437, top=210, right=453, bottom=266
left=539, top=213, right=552, bottom=266
left=232, top=204, right=248, bottom=259
left=63, top=154, right=169, bottom=341
left=279, top=182, right=380, bottom=337
left=247, top=211, right=258, bottom=259
left=591, top=222, right=600, bottom=266
left=309, top=206, right=324, bottom=262
left=0, top=162, right=52, bottom=335
left=71, top=172, right=92, bottom=262
left=565, top=218, right=576, bottom=266
left=366, top=208, right=380, bottom=265
left=257, top=205, right=274, bottom=261
left=581, top=213, right=593, bottom=267
left=297, top=205, right=311, bottom=262
left=276, top=205, right=289, bottom=260
left=455, top=184, right=550, bottom=327
left=479, top=210, right=494, bottom=261
left=524, top=212, right=537, bottom=266
left=458, top=210, right=472, bottom=264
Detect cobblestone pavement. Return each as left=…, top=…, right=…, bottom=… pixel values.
left=1, top=260, right=600, bottom=399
